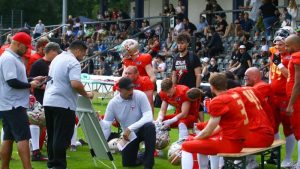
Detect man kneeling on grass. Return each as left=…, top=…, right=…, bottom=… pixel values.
left=101, top=77, right=156, bottom=169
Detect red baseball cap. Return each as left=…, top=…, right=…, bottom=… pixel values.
left=12, top=32, right=33, bottom=49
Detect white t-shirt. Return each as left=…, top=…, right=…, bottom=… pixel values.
left=0, top=49, right=30, bottom=110
left=43, top=51, right=81, bottom=111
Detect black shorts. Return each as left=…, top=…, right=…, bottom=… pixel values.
left=2, top=106, right=31, bottom=141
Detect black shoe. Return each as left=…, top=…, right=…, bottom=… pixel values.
left=31, top=150, right=48, bottom=161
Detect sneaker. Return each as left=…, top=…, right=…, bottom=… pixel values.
left=70, top=145, right=77, bottom=152
left=281, top=159, right=294, bottom=168
left=31, top=150, right=48, bottom=161
left=246, top=160, right=259, bottom=169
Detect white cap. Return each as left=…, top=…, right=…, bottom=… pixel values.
left=201, top=57, right=209, bottom=63
left=239, top=45, right=246, bottom=49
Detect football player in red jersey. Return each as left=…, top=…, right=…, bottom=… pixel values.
left=119, top=39, right=156, bottom=83
left=113, top=66, right=154, bottom=112
left=155, top=78, right=198, bottom=140
left=284, top=34, right=300, bottom=168
left=181, top=73, right=249, bottom=169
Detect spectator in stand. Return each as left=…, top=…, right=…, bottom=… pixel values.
left=66, top=15, right=74, bottom=28
left=215, top=14, right=228, bottom=36
left=240, top=12, right=255, bottom=33
left=228, top=42, right=241, bottom=71
left=126, top=21, right=140, bottom=36
left=204, top=0, right=214, bottom=25
left=172, top=33, right=202, bottom=88
left=259, top=0, right=278, bottom=38
left=241, top=33, right=254, bottom=51
left=0, top=34, right=12, bottom=56
left=33, top=20, right=45, bottom=39
left=195, top=15, right=208, bottom=37
left=140, top=20, right=152, bottom=38
left=95, top=56, right=112, bottom=76
left=287, top=0, right=298, bottom=29
left=202, top=57, right=219, bottom=81
left=73, top=17, right=81, bottom=36
left=81, top=55, right=95, bottom=74
left=223, top=19, right=244, bottom=38
left=281, top=8, right=292, bottom=27
left=201, top=57, right=210, bottom=81
left=162, top=5, right=170, bottom=16
left=233, top=45, right=252, bottom=80
left=206, top=26, right=223, bottom=58
left=168, top=3, right=176, bottom=16
left=241, top=0, right=262, bottom=22
left=173, top=17, right=185, bottom=36
left=162, top=31, right=177, bottom=58
left=146, top=34, right=160, bottom=57
left=176, top=0, right=186, bottom=18
left=183, top=17, right=197, bottom=35
left=212, top=0, right=226, bottom=19
left=27, top=37, right=49, bottom=74
left=152, top=54, right=166, bottom=79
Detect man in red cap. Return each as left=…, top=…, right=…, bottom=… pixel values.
left=0, top=32, right=42, bottom=169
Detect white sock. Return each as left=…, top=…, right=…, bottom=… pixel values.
left=1, top=127, right=4, bottom=143
left=285, top=134, right=295, bottom=161
left=219, top=157, right=224, bottom=168
left=197, top=153, right=209, bottom=169
left=210, top=155, right=220, bottom=169
left=29, top=125, right=40, bottom=151
left=71, top=125, right=77, bottom=146
left=274, top=132, right=280, bottom=140
left=178, top=123, right=188, bottom=140
left=181, top=150, right=194, bottom=169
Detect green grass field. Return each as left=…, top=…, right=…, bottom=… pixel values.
left=1, top=99, right=298, bottom=169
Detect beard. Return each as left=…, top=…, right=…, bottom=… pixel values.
left=16, top=50, right=26, bottom=56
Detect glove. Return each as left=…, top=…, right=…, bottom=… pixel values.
left=162, top=116, right=178, bottom=129
left=272, top=53, right=281, bottom=66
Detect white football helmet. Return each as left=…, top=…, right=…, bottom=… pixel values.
left=27, top=96, right=45, bottom=126
left=119, top=39, right=139, bottom=59
left=108, top=138, right=121, bottom=154
left=155, top=122, right=170, bottom=150
left=274, top=26, right=295, bottom=39
left=167, top=139, right=185, bottom=165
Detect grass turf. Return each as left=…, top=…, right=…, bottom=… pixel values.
left=1, top=98, right=298, bottom=169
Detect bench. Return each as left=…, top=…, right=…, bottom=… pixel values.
left=217, top=139, right=286, bottom=169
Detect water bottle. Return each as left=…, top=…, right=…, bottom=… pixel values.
left=203, top=97, right=211, bottom=113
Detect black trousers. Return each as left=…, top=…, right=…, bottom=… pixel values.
left=44, top=106, right=75, bottom=169
left=121, top=122, right=156, bottom=169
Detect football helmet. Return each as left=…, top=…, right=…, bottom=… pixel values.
left=167, top=139, right=185, bottom=165
left=154, top=122, right=170, bottom=150
left=119, top=39, right=139, bottom=59
left=27, top=95, right=45, bottom=126
left=108, top=138, right=121, bottom=154
left=274, top=26, right=295, bottom=39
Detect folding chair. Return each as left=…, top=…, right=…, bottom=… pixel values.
left=76, top=96, right=117, bottom=169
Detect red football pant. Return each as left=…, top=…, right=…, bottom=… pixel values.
left=290, top=98, right=300, bottom=140
left=163, top=114, right=198, bottom=128
left=182, top=136, right=244, bottom=155
left=271, top=95, right=293, bottom=136
left=243, top=128, right=274, bottom=148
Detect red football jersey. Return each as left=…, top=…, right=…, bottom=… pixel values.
left=0, top=44, right=10, bottom=56
left=123, top=53, right=152, bottom=77
left=287, top=51, right=300, bottom=97
left=159, top=85, right=189, bottom=114
left=113, top=75, right=154, bottom=92
left=208, top=92, right=249, bottom=140
left=27, top=52, right=44, bottom=74
left=270, top=51, right=291, bottom=95
left=228, top=87, right=273, bottom=131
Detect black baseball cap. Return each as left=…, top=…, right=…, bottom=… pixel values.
left=119, top=77, right=135, bottom=90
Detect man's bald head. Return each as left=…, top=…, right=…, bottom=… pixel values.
left=244, top=67, right=261, bottom=86
left=285, top=34, right=300, bottom=54
left=124, top=66, right=139, bottom=81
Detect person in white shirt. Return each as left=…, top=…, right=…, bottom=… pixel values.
left=101, top=77, right=155, bottom=169
left=33, top=20, right=45, bottom=39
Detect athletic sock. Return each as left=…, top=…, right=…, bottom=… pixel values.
left=30, top=125, right=40, bottom=151
left=182, top=150, right=194, bottom=169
